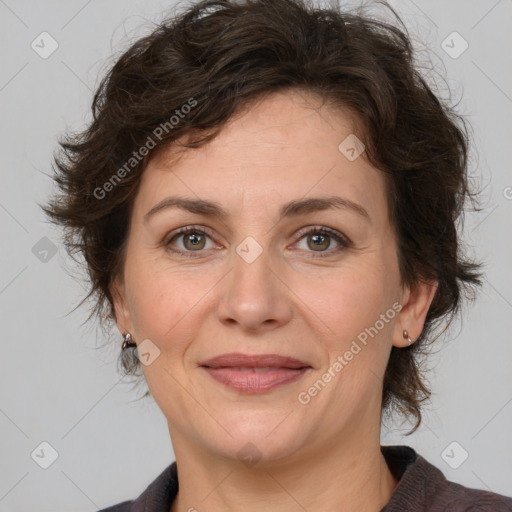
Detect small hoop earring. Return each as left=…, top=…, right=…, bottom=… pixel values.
left=121, top=332, right=137, bottom=350
left=403, top=330, right=414, bottom=346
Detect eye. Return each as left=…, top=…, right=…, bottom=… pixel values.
left=164, top=225, right=351, bottom=259
left=165, top=226, right=218, bottom=257
left=293, top=226, right=351, bottom=257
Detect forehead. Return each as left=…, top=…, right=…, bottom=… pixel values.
left=135, top=89, right=389, bottom=225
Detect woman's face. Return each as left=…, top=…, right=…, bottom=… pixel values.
left=112, top=90, right=434, bottom=464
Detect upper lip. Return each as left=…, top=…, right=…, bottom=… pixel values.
left=199, top=353, right=311, bottom=369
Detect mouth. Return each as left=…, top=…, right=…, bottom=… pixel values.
left=199, top=353, right=312, bottom=393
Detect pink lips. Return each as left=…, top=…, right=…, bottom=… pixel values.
left=199, top=353, right=311, bottom=393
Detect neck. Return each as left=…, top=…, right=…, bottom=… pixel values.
left=169, top=425, right=397, bottom=512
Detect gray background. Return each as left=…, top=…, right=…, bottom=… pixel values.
left=0, top=0, right=511, bottom=510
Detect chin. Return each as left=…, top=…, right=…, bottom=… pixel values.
left=206, top=412, right=311, bottom=465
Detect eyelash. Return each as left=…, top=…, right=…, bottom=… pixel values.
left=164, top=225, right=351, bottom=259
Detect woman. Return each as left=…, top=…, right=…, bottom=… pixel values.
left=44, top=0, right=512, bottom=510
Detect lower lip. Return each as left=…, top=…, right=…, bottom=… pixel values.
left=201, top=367, right=310, bottom=393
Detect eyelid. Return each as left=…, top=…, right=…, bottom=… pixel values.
left=293, top=225, right=351, bottom=245
left=164, top=225, right=219, bottom=250
left=290, top=225, right=351, bottom=257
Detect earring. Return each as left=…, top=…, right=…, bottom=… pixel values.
left=121, top=332, right=137, bottom=350
left=403, top=330, right=414, bottom=346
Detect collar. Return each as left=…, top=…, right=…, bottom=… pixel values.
left=123, top=444, right=510, bottom=511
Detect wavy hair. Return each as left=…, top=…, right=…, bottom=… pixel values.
left=43, top=0, right=483, bottom=431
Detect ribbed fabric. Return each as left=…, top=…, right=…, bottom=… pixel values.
left=97, top=445, right=512, bottom=511
left=379, top=446, right=512, bottom=511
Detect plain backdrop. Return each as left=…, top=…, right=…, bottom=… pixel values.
left=0, top=0, right=511, bottom=510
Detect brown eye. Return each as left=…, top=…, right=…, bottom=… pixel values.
left=307, top=232, right=331, bottom=251
left=166, top=226, right=216, bottom=256
left=182, top=231, right=206, bottom=250
left=295, top=227, right=350, bottom=257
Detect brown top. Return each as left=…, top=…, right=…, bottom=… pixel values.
left=97, top=445, right=512, bottom=512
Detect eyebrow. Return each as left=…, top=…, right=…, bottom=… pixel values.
left=144, top=195, right=371, bottom=224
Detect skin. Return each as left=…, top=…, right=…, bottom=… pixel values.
left=111, top=89, right=437, bottom=512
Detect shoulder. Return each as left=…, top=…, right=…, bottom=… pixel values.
left=381, top=445, right=512, bottom=512
left=96, top=501, right=133, bottom=512
left=95, top=461, right=178, bottom=512
left=432, top=480, right=512, bottom=511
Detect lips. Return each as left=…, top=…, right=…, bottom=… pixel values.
left=199, top=353, right=310, bottom=369
left=199, top=353, right=312, bottom=393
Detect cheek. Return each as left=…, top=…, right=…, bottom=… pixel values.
left=123, top=253, right=222, bottom=358
left=123, top=247, right=187, bottom=341
left=126, top=275, right=188, bottom=340
left=306, top=270, right=397, bottom=413
left=304, top=264, right=396, bottom=337
left=303, top=260, right=398, bottom=392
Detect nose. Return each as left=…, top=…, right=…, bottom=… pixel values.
left=216, top=241, right=293, bottom=333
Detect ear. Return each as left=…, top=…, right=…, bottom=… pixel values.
left=110, top=274, right=133, bottom=337
left=392, top=279, right=438, bottom=347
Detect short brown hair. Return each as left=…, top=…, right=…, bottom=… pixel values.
left=44, top=0, right=482, bottom=431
